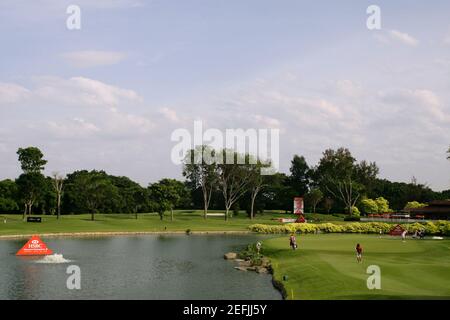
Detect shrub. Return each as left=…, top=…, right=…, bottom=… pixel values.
left=248, top=221, right=450, bottom=236
left=375, top=197, right=391, bottom=213
left=351, top=206, right=361, bottom=217
left=404, top=201, right=427, bottom=210
left=361, top=198, right=378, bottom=214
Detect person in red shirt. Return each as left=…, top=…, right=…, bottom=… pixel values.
left=356, top=243, right=363, bottom=263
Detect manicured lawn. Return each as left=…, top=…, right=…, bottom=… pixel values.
left=262, top=234, right=450, bottom=300
left=0, top=210, right=307, bottom=236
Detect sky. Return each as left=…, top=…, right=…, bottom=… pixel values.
left=0, top=0, right=449, bottom=190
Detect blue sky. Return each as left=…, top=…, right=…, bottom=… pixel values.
left=1, top=0, right=449, bottom=190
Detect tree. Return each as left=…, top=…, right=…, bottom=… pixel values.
left=148, top=183, right=171, bottom=220
left=218, top=151, right=253, bottom=221
left=360, top=198, right=378, bottom=214
left=183, top=146, right=219, bottom=219
left=16, top=173, right=46, bottom=218
left=52, top=172, right=64, bottom=219
left=323, top=197, right=334, bottom=214
left=157, top=179, right=188, bottom=221
left=355, top=160, right=379, bottom=197
left=315, top=148, right=361, bottom=215
left=375, top=197, right=391, bottom=213
left=0, top=179, right=19, bottom=213
left=63, top=170, right=119, bottom=220
left=247, top=158, right=270, bottom=220
left=261, top=173, right=296, bottom=212
left=304, top=188, right=323, bottom=213
left=17, top=147, right=47, bottom=174
left=289, top=155, right=310, bottom=196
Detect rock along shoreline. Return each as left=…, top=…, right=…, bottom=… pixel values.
left=224, top=251, right=287, bottom=300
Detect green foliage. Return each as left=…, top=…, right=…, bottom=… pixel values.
left=238, top=243, right=263, bottom=266
left=0, top=197, right=19, bottom=212
left=304, top=188, right=323, bottom=213
left=249, top=221, right=450, bottom=235
left=375, top=197, right=391, bottom=213
left=16, top=147, right=47, bottom=174
left=351, top=206, right=360, bottom=216
left=404, top=201, right=427, bottom=210
left=289, top=155, right=310, bottom=196
left=361, top=198, right=378, bottom=214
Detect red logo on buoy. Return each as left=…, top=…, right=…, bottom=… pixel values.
left=16, top=235, right=53, bottom=256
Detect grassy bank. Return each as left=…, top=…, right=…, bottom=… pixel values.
left=0, top=210, right=307, bottom=236
left=262, top=234, right=450, bottom=300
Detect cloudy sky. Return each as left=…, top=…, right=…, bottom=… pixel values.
left=1, top=0, right=449, bottom=190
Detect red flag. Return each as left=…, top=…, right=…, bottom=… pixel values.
left=16, top=235, right=53, bottom=256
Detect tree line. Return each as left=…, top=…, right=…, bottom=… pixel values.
left=0, top=146, right=449, bottom=220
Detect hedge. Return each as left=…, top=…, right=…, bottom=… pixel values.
left=248, top=221, right=450, bottom=236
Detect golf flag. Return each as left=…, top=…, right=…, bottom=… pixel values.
left=16, top=235, right=53, bottom=256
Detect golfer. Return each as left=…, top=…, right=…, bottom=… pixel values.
left=402, top=229, right=407, bottom=241
left=356, top=243, right=363, bottom=263
left=289, top=234, right=297, bottom=250
left=256, top=241, right=262, bottom=254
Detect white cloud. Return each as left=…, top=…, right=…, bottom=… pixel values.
left=374, top=30, right=419, bottom=47
left=0, top=83, right=30, bottom=104
left=62, top=51, right=126, bottom=68
left=25, top=76, right=142, bottom=108
left=388, top=30, right=419, bottom=46
left=335, top=80, right=363, bottom=98
left=159, top=107, right=181, bottom=123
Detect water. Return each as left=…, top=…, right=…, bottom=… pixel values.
left=0, top=235, right=281, bottom=300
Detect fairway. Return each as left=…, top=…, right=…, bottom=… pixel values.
left=263, top=234, right=450, bottom=300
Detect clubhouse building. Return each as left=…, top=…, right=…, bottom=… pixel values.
left=407, top=200, right=450, bottom=220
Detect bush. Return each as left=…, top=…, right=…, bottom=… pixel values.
left=248, top=221, right=450, bottom=235
left=404, top=201, right=427, bottom=210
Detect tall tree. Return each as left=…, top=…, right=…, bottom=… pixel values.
left=148, top=183, right=171, bottom=220
left=315, top=148, right=361, bottom=215
left=355, top=160, right=379, bottom=197
left=52, top=172, right=64, bottom=219
left=16, top=147, right=47, bottom=218
left=157, top=179, right=188, bottom=221
left=218, top=151, right=253, bottom=221
left=304, top=188, right=323, bottom=213
left=0, top=179, right=19, bottom=213
left=183, top=146, right=219, bottom=219
left=247, top=158, right=270, bottom=220
left=289, top=155, right=310, bottom=196
left=16, top=173, right=46, bottom=218
left=17, top=147, right=47, bottom=174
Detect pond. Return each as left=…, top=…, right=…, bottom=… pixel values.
left=0, top=235, right=281, bottom=300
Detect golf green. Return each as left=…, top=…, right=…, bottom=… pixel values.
left=263, top=234, right=450, bottom=300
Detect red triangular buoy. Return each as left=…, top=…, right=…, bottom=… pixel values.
left=16, top=235, right=53, bottom=256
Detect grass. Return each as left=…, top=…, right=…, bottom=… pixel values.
left=262, top=234, right=450, bottom=300
left=0, top=210, right=321, bottom=236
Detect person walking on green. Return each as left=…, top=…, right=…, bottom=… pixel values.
left=289, top=234, right=297, bottom=250
left=356, top=243, right=363, bottom=263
